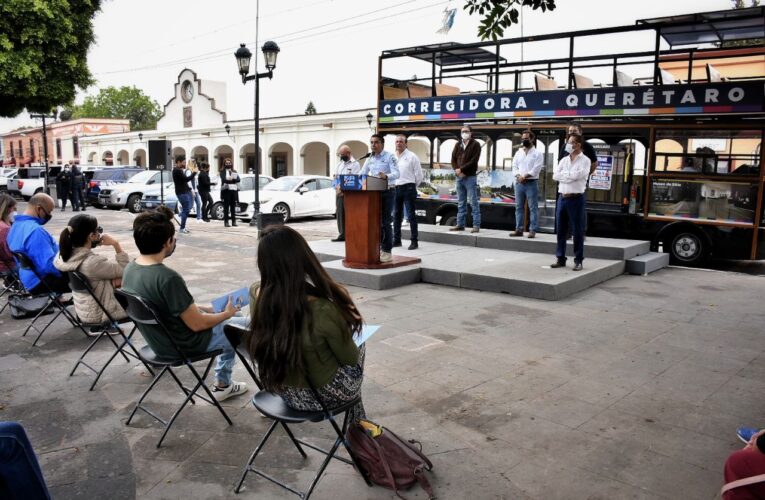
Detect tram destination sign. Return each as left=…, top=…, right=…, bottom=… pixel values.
left=379, top=81, right=764, bottom=123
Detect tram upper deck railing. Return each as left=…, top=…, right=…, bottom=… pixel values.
left=377, top=6, right=765, bottom=126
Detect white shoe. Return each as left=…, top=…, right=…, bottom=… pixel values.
left=211, top=381, right=248, bottom=402
left=380, top=251, right=393, bottom=263
left=196, top=219, right=203, bottom=224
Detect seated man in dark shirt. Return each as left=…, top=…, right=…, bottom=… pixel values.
left=121, top=206, right=248, bottom=401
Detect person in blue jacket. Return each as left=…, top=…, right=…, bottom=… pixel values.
left=7, top=193, right=70, bottom=295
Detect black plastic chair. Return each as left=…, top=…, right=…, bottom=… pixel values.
left=12, top=251, right=90, bottom=346
left=225, top=323, right=371, bottom=498
left=0, top=262, right=25, bottom=314
left=67, top=271, right=154, bottom=390
left=115, top=289, right=233, bottom=448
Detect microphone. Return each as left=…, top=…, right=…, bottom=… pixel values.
left=359, top=152, right=372, bottom=160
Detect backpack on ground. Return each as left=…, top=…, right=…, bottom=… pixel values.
left=8, top=295, right=54, bottom=320
left=347, top=418, right=435, bottom=499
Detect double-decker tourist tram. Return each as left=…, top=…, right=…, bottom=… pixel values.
left=375, top=6, right=764, bottom=265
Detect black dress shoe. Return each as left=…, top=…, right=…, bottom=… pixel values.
left=392, top=241, right=402, bottom=247
left=224, top=222, right=230, bottom=227
left=408, top=241, right=418, bottom=250
left=232, top=222, right=238, bottom=227
left=550, top=261, right=566, bottom=268
left=331, top=237, right=345, bottom=242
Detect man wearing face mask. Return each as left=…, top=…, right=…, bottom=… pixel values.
left=552, top=133, right=590, bottom=271
left=172, top=156, right=193, bottom=234
left=559, top=122, right=598, bottom=237
left=56, top=164, right=72, bottom=212
left=331, top=145, right=360, bottom=242
left=360, top=134, right=399, bottom=263
left=7, top=193, right=71, bottom=294
left=219, top=159, right=240, bottom=228
left=510, top=129, right=544, bottom=238
left=450, top=125, right=482, bottom=233
left=122, top=206, right=249, bottom=401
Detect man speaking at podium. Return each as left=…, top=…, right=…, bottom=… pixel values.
left=360, top=134, right=399, bottom=263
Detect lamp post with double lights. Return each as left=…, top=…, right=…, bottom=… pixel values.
left=29, top=112, right=56, bottom=194
left=234, top=40, right=279, bottom=227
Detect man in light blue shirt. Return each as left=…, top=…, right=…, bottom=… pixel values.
left=360, top=134, right=399, bottom=263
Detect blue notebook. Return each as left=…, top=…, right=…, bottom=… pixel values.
left=355, top=325, right=380, bottom=346
left=212, top=287, right=250, bottom=313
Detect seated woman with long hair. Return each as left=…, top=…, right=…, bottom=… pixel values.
left=0, top=194, right=18, bottom=274
left=54, top=214, right=129, bottom=324
left=247, top=225, right=366, bottom=421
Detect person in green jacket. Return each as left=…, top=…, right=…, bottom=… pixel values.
left=247, top=225, right=366, bottom=422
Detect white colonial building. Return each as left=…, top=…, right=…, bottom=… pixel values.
left=78, top=68, right=409, bottom=176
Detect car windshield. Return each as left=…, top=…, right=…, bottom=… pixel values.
left=93, top=169, right=121, bottom=180
left=263, top=177, right=302, bottom=191
left=126, top=170, right=157, bottom=184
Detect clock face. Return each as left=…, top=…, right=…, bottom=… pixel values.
left=181, top=80, right=194, bottom=103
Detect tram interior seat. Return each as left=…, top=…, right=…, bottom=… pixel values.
left=436, top=83, right=460, bottom=96
left=659, top=68, right=677, bottom=85
left=615, top=70, right=635, bottom=87
left=382, top=86, right=409, bottom=100
left=706, top=63, right=728, bottom=83
left=534, top=74, right=559, bottom=91
left=407, top=83, right=432, bottom=98
left=573, top=73, right=595, bottom=89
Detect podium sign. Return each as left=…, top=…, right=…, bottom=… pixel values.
left=339, top=174, right=388, bottom=192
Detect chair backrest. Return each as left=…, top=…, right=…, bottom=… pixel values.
left=534, top=74, right=558, bottom=91
left=573, top=73, right=595, bottom=89
left=406, top=84, right=432, bottom=98
left=12, top=251, right=34, bottom=271
left=435, top=82, right=460, bottom=96
left=659, top=68, right=676, bottom=85
left=68, top=271, right=120, bottom=325
left=114, top=289, right=160, bottom=326
left=382, top=86, right=409, bottom=100
left=615, top=70, right=634, bottom=87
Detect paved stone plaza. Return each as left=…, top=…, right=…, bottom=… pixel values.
left=1, top=206, right=764, bottom=499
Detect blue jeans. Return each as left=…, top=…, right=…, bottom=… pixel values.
left=394, top=184, right=418, bottom=243
left=208, top=315, right=248, bottom=386
left=0, top=422, right=51, bottom=500
left=514, top=179, right=539, bottom=233
left=177, top=192, right=193, bottom=229
left=193, top=192, right=202, bottom=220
left=556, top=194, right=585, bottom=264
left=456, top=175, right=481, bottom=228
left=381, top=189, right=395, bottom=252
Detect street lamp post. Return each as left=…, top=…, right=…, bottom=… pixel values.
left=235, top=40, right=280, bottom=227
left=366, top=112, right=375, bottom=131
left=29, top=112, right=56, bottom=194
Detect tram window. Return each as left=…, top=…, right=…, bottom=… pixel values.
left=653, top=130, right=761, bottom=175
left=649, top=178, right=757, bottom=225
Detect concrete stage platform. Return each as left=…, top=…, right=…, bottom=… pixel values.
left=310, top=225, right=667, bottom=300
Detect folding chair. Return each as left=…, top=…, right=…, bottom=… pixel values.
left=12, top=251, right=90, bottom=346
left=67, top=271, right=155, bottom=391
left=115, top=289, right=233, bottom=448
left=0, top=262, right=25, bottom=314
left=225, top=323, right=371, bottom=498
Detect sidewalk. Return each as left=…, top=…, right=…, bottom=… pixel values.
left=1, top=209, right=762, bottom=499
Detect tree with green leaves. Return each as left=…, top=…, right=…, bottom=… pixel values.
left=731, top=0, right=760, bottom=8
left=66, top=86, right=162, bottom=131
left=464, top=0, right=556, bottom=41
left=725, top=0, right=761, bottom=47
left=305, top=101, right=317, bottom=115
left=0, top=0, right=102, bottom=117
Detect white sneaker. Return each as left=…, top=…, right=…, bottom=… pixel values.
left=196, top=219, right=203, bottom=224
left=211, top=381, right=248, bottom=402
left=380, top=251, right=393, bottom=263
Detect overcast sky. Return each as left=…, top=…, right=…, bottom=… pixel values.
left=0, top=0, right=732, bottom=133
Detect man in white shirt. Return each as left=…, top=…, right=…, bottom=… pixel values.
left=510, top=129, right=544, bottom=238
left=332, top=145, right=360, bottom=242
left=392, top=135, right=423, bottom=250
left=552, top=133, right=590, bottom=271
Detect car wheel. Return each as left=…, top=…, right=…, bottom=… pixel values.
left=666, top=230, right=708, bottom=266
left=127, top=194, right=142, bottom=213
left=273, top=203, right=290, bottom=222
left=440, top=213, right=457, bottom=226
left=211, top=202, right=224, bottom=220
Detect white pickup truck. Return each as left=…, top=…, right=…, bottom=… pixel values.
left=7, top=166, right=61, bottom=201
left=0, top=168, right=17, bottom=192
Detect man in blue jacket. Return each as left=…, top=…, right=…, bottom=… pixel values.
left=8, top=193, right=69, bottom=295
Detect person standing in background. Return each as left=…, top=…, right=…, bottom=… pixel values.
left=552, top=133, right=589, bottom=271
left=393, top=134, right=423, bottom=250
left=510, top=129, right=544, bottom=239
left=56, top=165, right=72, bottom=212
left=187, top=159, right=203, bottom=224
left=70, top=164, right=83, bottom=211
left=331, top=145, right=360, bottom=242
left=198, top=162, right=213, bottom=223
left=220, top=159, right=240, bottom=228
left=172, top=156, right=193, bottom=234
left=450, top=125, right=482, bottom=233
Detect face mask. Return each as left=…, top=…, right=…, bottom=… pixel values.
left=37, top=208, right=52, bottom=225
left=461, top=132, right=471, bottom=141
left=340, top=155, right=350, bottom=162
left=225, top=164, right=232, bottom=170
left=522, top=139, right=531, bottom=148
left=564, top=143, right=574, bottom=154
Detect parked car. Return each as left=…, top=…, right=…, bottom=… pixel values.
left=241, top=175, right=335, bottom=222
left=8, top=166, right=63, bottom=201
left=139, top=181, right=180, bottom=212
left=215, top=174, right=273, bottom=220
left=98, top=169, right=175, bottom=212
left=87, top=167, right=144, bottom=206
left=0, top=168, right=17, bottom=192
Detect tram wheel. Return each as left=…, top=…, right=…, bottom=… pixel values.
left=667, top=230, right=708, bottom=266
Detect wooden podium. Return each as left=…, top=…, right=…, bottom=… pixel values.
left=339, top=175, right=421, bottom=269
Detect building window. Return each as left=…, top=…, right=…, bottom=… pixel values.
left=55, top=138, right=62, bottom=159
left=29, top=139, right=34, bottom=159
left=73, top=136, right=79, bottom=157
left=17, top=140, right=22, bottom=158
